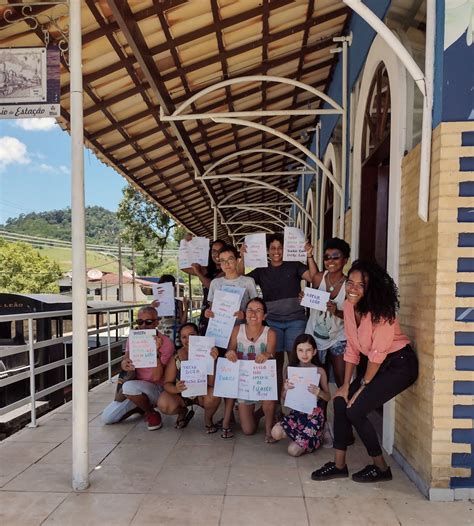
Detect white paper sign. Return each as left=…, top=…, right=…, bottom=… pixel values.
left=244, top=233, right=268, bottom=268
left=285, top=366, right=320, bottom=414
left=179, top=237, right=210, bottom=269
left=205, top=289, right=241, bottom=348
left=237, top=360, right=254, bottom=400
left=283, top=227, right=307, bottom=263
left=220, top=284, right=245, bottom=308
left=213, top=358, right=240, bottom=398
left=301, top=287, right=331, bottom=312
left=152, top=282, right=175, bottom=317
left=188, top=335, right=216, bottom=375
left=180, top=360, right=208, bottom=397
left=250, top=360, right=278, bottom=400
left=128, top=329, right=157, bottom=368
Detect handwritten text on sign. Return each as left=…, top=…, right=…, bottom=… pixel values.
left=152, top=282, right=175, bottom=317
left=285, top=366, right=320, bottom=414
left=213, top=358, right=240, bottom=398
left=205, top=289, right=241, bottom=348
left=180, top=360, right=208, bottom=397
left=244, top=233, right=268, bottom=268
left=128, top=329, right=157, bottom=368
left=178, top=237, right=209, bottom=269
left=283, top=227, right=306, bottom=263
left=188, top=335, right=215, bottom=375
left=300, top=287, right=330, bottom=312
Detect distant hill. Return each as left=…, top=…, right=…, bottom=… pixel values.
left=1, top=206, right=123, bottom=245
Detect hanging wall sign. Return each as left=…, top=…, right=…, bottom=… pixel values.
left=0, top=46, right=61, bottom=119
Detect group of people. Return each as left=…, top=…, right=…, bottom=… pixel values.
left=102, top=233, right=418, bottom=484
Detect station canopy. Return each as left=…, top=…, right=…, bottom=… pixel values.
left=1, top=0, right=351, bottom=240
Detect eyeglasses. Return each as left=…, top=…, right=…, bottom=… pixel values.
left=219, top=257, right=236, bottom=264
left=323, top=253, right=343, bottom=261
left=246, top=308, right=264, bottom=314
left=136, top=319, right=157, bottom=326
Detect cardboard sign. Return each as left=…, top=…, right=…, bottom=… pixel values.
left=213, top=358, right=240, bottom=398
left=128, top=329, right=157, bottom=368
left=283, top=227, right=307, bottom=263
left=285, top=366, right=320, bottom=414
left=205, top=289, right=241, bottom=348
left=244, top=233, right=268, bottom=268
left=152, top=282, right=175, bottom=317
left=180, top=360, right=208, bottom=397
left=300, top=287, right=331, bottom=312
left=188, top=335, right=216, bottom=375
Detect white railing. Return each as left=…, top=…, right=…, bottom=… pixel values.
left=0, top=304, right=144, bottom=427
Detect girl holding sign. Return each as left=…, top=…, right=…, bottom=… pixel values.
left=271, top=334, right=330, bottom=456
left=305, top=238, right=351, bottom=387
left=222, top=298, right=277, bottom=441
left=311, top=261, right=418, bottom=483
left=158, top=323, right=221, bottom=433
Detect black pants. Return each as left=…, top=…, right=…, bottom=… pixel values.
left=333, top=345, right=418, bottom=457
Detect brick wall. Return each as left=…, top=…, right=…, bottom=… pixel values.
left=397, top=122, right=474, bottom=494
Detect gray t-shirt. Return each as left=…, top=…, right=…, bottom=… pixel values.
left=208, top=275, right=258, bottom=312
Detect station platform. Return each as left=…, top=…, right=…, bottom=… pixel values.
left=0, top=381, right=472, bottom=525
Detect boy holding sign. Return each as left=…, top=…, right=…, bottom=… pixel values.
left=271, top=335, right=330, bottom=456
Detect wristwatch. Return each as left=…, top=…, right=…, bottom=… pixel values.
left=360, top=377, right=370, bottom=387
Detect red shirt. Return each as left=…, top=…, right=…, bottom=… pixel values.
left=343, top=301, right=410, bottom=365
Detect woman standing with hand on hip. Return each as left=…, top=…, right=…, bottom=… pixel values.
left=311, top=260, right=418, bottom=483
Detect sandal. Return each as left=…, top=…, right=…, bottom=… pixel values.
left=265, top=434, right=277, bottom=444
left=175, top=408, right=195, bottom=429
left=205, top=424, right=218, bottom=434
left=220, top=427, right=234, bottom=439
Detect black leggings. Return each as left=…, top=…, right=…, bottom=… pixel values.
left=333, top=345, right=418, bottom=457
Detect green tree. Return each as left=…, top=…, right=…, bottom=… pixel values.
left=117, top=185, right=181, bottom=274
left=0, top=239, right=63, bottom=293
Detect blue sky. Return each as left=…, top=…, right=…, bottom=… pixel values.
left=0, top=118, right=126, bottom=224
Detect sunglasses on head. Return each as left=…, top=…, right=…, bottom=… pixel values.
left=323, top=253, right=343, bottom=261
left=136, top=319, right=157, bottom=326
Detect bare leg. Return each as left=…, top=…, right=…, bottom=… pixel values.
left=157, top=392, right=185, bottom=416
left=222, top=398, right=235, bottom=429
left=335, top=448, right=347, bottom=469
left=125, top=394, right=154, bottom=415
left=329, top=353, right=346, bottom=388
left=271, top=422, right=286, bottom=441
left=372, top=454, right=388, bottom=471
left=262, top=400, right=276, bottom=439
left=199, top=387, right=221, bottom=427
left=288, top=441, right=305, bottom=457
left=238, top=403, right=257, bottom=435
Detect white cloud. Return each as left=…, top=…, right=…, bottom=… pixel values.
left=0, top=136, right=30, bottom=172
left=15, top=118, right=57, bottom=131
left=37, top=163, right=55, bottom=173
left=59, top=165, right=69, bottom=174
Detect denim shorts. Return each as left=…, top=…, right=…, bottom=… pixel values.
left=266, top=318, right=307, bottom=353
left=319, top=340, right=346, bottom=364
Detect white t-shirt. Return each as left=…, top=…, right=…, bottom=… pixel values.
left=208, top=275, right=258, bottom=312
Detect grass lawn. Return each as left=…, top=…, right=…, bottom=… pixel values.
left=38, top=246, right=119, bottom=272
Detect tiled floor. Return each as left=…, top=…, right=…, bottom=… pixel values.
left=1, top=381, right=473, bottom=525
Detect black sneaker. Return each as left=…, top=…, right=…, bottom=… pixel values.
left=311, top=461, right=349, bottom=481
left=352, top=464, right=392, bottom=483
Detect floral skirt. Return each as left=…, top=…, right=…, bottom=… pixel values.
left=280, top=407, right=325, bottom=452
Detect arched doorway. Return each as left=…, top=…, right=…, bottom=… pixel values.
left=358, top=62, right=391, bottom=269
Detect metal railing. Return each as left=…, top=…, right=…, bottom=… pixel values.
left=0, top=304, right=143, bottom=427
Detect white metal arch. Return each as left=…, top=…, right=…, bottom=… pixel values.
left=305, top=188, right=316, bottom=244
left=202, top=148, right=317, bottom=179
left=232, top=224, right=274, bottom=235
left=162, top=75, right=343, bottom=118
left=225, top=208, right=288, bottom=228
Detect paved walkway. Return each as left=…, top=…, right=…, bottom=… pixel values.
left=0, top=381, right=472, bottom=525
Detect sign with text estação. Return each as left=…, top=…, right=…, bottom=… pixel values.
left=128, top=329, right=157, bottom=368
left=0, top=47, right=60, bottom=119
left=283, top=227, right=306, bottom=263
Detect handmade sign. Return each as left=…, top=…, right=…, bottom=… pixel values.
left=285, top=366, right=320, bottom=414
left=244, top=233, right=268, bottom=268
left=300, top=287, right=331, bottom=312
left=152, top=282, right=175, bottom=317
left=188, top=335, right=216, bottom=375
left=283, top=227, right=307, bottom=263
left=205, top=289, right=241, bottom=348
left=180, top=360, right=208, bottom=397
left=128, top=329, right=157, bottom=368
left=178, top=237, right=209, bottom=269
left=250, top=360, right=278, bottom=400
left=213, top=359, right=278, bottom=401
left=213, top=358, right=240, bottom=398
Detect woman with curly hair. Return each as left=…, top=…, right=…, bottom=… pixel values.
left=311, top=260, right=418, bottom=483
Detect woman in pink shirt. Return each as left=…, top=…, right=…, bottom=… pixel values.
left=311, top=260, right=418, bottom=483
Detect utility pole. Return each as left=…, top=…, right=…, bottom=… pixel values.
left=118, top=238, right=123, bottom=302
left=131, top=245, right=136, bottom=303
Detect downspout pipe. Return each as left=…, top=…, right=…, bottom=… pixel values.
left=343, top=0, right=434, bottom=222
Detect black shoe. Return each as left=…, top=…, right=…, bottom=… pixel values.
left=311, top=461, right=349, bottom=481
left=352, top=464, right=392, bottom=483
